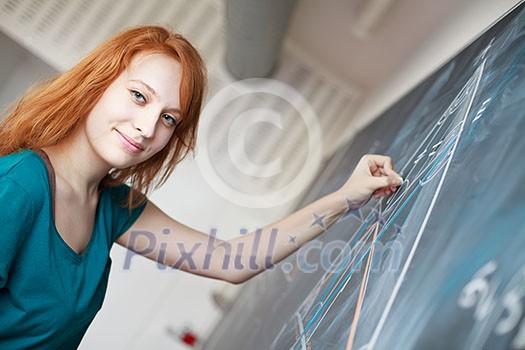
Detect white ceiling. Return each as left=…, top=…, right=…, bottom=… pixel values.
left=287, top=0, right=469, bottom=94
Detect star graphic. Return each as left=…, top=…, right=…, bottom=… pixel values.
left=310, top=212, right=327, bottom=229
left=341, top=197, right=363, bottom=221
left=287, top=234, right=298, bottom=246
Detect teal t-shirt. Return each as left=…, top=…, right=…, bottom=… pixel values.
left=0, top=150, right=147, bottom=349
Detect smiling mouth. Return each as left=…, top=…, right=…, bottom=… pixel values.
left=115, top=130, right=144, bottom=153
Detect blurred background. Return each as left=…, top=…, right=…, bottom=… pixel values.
left=0, top=0, right=519, bottom=348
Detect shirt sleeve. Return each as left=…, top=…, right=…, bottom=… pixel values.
left=0, top=178, right=35, bottom=289
left=106, top=184, right=148, bottom=242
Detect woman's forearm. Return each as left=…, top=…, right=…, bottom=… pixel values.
left=226, top=190, right=350, bottom=283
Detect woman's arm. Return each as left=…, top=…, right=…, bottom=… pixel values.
left=116, top=154, right=402, bottom=284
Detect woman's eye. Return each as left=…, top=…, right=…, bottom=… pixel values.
left=131, top=90, right=146, bottom=103
left=162, top=114, right=178, bottom=127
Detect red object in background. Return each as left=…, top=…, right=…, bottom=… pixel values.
left=181, top=330, right=197, bottom=346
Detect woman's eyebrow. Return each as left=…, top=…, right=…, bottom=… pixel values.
left=130, top=79, right=181, bottom=114
left=131, top=79, right=158, bottom=96
left=165, top=108, right=181, bottom=115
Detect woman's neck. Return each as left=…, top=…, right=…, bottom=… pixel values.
left=42, top=133, right=111, bottom=200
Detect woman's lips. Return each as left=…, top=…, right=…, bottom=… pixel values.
left=115, top=130, right=144, bottom=153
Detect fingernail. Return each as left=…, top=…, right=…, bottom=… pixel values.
left=398, top=176, right=403, bottom=184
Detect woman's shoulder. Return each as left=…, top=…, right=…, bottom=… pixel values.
left=0, top=150, right=49, bottom=204
left=0, top=149, right=45, bottom=176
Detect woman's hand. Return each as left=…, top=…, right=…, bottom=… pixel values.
left=337, top=154, right=403, bottom=208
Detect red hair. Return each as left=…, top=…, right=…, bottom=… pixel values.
left=0, top=25, right=207, bottom=208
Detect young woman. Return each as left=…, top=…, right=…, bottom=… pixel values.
left=0, top=25, right=402, bottom=348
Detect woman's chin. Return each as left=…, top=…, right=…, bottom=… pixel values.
left=102, top=152, right=142, bottom=170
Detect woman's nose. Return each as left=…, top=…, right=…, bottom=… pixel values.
left=133, top=111, right=157, bottom=138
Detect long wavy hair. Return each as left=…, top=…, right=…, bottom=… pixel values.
left=0, top=25, right=207, bottom=208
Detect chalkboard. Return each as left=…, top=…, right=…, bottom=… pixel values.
left=204, top=2, right=525, bottom=349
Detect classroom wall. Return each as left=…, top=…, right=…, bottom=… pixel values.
left=344, top=0, right=522, bottom=147
left=0, top=32, right=56, bottom=111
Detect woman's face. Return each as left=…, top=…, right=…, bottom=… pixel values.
left=83, top=52, right=182, bottom=169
